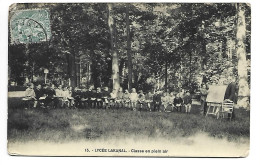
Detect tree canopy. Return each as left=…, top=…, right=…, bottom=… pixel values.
left=9, top=3, right=251, bottom=99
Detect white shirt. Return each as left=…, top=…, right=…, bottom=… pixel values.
left=55, top=89, right=63, bottom=97
left=130, top=92, right=138, bottom=102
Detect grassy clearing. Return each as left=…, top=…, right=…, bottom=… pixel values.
left=8, top=98, right=250, bottom=143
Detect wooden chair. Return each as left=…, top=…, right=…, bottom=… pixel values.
left=221, top=100, right=234, bottom=121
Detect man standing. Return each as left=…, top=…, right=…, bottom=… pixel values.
left=224, top=76, right=237, bottom=119
left=200, top=84, right=208, bottom=115
left=224, top=76, right=237, bottom=103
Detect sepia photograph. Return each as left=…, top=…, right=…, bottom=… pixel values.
left=7, top=2, right=250, bottom=157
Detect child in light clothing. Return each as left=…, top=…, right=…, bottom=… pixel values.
left=161, top=92, right=169, bottom=112
left=130, top=88, right=138, bottom=111
left=22, top=83, right=36, bottom=109
left=168, top=92, right=175, bottom=111
left=110, top=89, right=117, bottom=108
left=62, top=86, right=70, bottom=107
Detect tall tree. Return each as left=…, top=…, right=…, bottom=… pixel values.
left=236, top=3, right=250, bottom=108
left=108, top=4, right=120, bottom=93
left=126, top=4, right=132, bottom=91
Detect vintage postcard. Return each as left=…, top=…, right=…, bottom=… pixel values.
left=8, top=3, right=250, bottom=157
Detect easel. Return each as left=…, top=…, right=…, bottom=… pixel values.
left=205, top=85, right=227, bottom=119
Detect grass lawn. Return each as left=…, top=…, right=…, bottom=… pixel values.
left=8, top=97, right=250, bottom=144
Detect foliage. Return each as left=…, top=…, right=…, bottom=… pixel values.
left=8, top=3, right=251, bottom=94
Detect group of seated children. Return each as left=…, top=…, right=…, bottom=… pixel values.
left=23, top=83, right=193, bottom=113
left=23, top=83, right=75, bottom=109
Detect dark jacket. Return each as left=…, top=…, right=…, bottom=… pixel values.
left=174, top=97, right=183, bottom=106
left=153, top=94, right=161, bottom=103
left=102, top=91, right=110, bottom=98
left=46, top=88, right=56, bottom=98
left=224, top=82, right=237, bottom=102
left=96, top=92, right=103, bottom=99
left=72, top=90, right=81, bottom=99
left=83, top=91, right=93, bottom=99
left=183, top=95, right=192, bottom=105
left=34, top=88, right=44, bottom=100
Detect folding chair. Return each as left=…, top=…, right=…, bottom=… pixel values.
left=221, top=100, right=234, bottom=121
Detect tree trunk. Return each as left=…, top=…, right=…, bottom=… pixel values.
left=108, top=4, right=120, bottom=94
left=201, top=38, right=207, bottom=69
left=70, top=53, right=77, bottom=87
left=236, top=3, right=250, bottom=109
left=76, top=56, right=81, bottom=87
left=165, top=60, right=167, bottom=91
left=222, top=37, right=227, bottom=58
left=126, top=4, right=132, bottom=91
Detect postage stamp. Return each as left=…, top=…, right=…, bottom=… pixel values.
left=10, top=9, right=51, bottom=44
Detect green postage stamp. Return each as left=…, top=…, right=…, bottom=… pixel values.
left=10, top=9, right=51, bottom=44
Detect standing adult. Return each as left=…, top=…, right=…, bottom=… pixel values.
left=224, top=76, right=237, bottom=119
left=200, top=84, right=208, bottom=115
